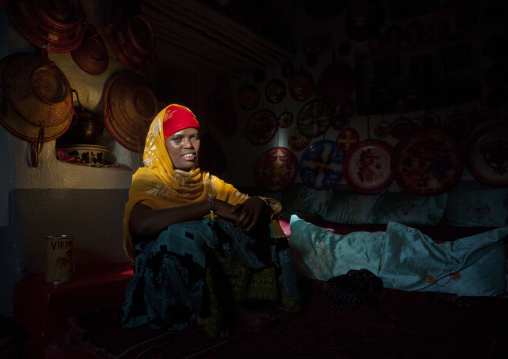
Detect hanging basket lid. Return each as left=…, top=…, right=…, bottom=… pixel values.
left=105, top=0, right=156, bottom=75
left=102, top=71, right=158, bottom=152
left=71, top=25, right=110, bottom=76
left=2, top=53, right=73, bottom=128
left=5, top=0, right=86, bottom=53
left=0, top=53, right=72, bottom=143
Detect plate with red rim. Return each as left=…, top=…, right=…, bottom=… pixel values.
left=391, top=129, right=464, bottom=195
left=254, top=147, right=298, bottom=193
left=343, top=140, right=393, bottom=193
left=466, top=124, right=508, bottom=186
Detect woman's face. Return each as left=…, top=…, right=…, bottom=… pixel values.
left=165, top=128, right=200, bottom=170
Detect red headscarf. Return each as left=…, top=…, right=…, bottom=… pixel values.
left=162, top=104, right=200, bottom=138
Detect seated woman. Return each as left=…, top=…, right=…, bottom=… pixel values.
left=121, top=104, right=301, bottom=338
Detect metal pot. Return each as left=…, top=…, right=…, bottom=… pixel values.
left=60, top=90, right=104, bottom=144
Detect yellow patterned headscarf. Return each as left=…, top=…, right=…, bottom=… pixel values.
left=123, top=104, right=249, bottom=262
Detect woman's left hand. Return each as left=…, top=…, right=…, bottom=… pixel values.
left=231, top=197, right=267, bottom=232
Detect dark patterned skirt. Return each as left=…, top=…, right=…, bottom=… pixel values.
left=121, top=219, right=301, bottom=338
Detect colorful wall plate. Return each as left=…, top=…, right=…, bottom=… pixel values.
left=238, top=85, right=260, bottom=111
left=279, top=111, right=294, bottom=128
left=289, top=72, right=314, bottom=102
left=265, top=78, right=286, bottom=104
left=297, top=98, right=333, bottom=138
left=299, top=140, right=345, bottom=189
left=246, top=110, right=278, bottom=146
left=288, top=128, right=311, bottom=152
left=336, top=128, right=359, bottom=152
left=391, top=129, right=464, bottom=195
left=254, top=147, right=298, bottom=193
left=466, top=124, right=508, bottom=186
left=343, top=140, right=393, bottom=193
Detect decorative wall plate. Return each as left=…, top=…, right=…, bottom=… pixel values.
left=265, top=78, right=286, bottom=104
left=391, top=129, right=464, bottom=195
left=278, top=111, right=293, bottom=128
left=336, top=128, right=359, bottom=152
left=238, top=85, right=260, bottom=111
left=343, top=140, right=393, bottom=193
left=289, top=72, right=314, bottom=102
left=246, top=110, right=278, bottom=146
left=390, top=117, right=412, bottom=138
left=466, top=124, right=508, bottom=186
left=254, top=147, right=298, bottom=193
left=299, top=140, right=345, bottom=189
left=288, top=128, right=311, bottom=152
left=297, top=98, right=333, bottom=138
left=374, top=121, right=390, bottom=138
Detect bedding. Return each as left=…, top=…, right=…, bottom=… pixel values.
left=288, top=214, right=508, bottom=297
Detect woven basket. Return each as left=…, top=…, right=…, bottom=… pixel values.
left=101, top=71, right=157, bottom=152
left=5, top=0, right=86, bottom=53
left=104, top=0, right=155, bottom=75
left=0, top=53, right=72, bottom=143
left=71, top=25, right=109, bottom=76
left=3, top=53, right=73, bottom=128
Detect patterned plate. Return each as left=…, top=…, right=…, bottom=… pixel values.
left=299, top=140, right=345, bottom=189
left=466, top=124, right=508, bottom=186
left=238, top=85, right=260, bottom=111
left=254, top=147, right=298, bottom=193
left=288, top=128, right=311, bottom=152
left=289, top=72, right=314, bottom=102
left=297, top=99, right=333, bottom=138
left=343, top=140, right=393, bottom=193
left=336, top=128, right=359, bottom=152
left=279, top=110, right=294, bottom=128
left=265, top=78, right=286, bottom=104
left=374, top=121, right=390, bottom=138
left=246, top=110, right=278, bottom=146
left=391, top=129, right=464, bottom=195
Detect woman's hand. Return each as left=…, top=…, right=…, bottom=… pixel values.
left=230, top=197, right=267, bottom=232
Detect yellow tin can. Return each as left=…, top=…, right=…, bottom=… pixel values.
left=45, top=235, right=75, bottom=284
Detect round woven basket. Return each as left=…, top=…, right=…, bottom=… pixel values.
left=3, top=53, right=73, bottom=128
left=104, top=0, right=155, bottom=75
left=101, top=71, right=158, bottom=152
left=5, top=0, right=86, bottom=53
left=107, top=72, right=158, bottom=131
left=71, top=25, right=109, bottom=76
left=0, top=53, right=72, bottom=143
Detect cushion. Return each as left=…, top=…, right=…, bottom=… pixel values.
left=280, top=185, right=331, bottom=217
left=444, top=188, right=508, bottom=227
left=321, top=191, right=380, bottom=224
left=379, top=222, right=508, bottom=296
left=372, top=192, right=448, bottom=225
left=289, top=215, right=385, bottom=280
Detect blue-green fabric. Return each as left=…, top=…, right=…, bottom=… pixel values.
left=121, top=219, right=301, bottom=332
left=372, top=192, right=448, bottom=225
left=289, top=215, right=385, bottom=280
left=289, top=215, right=508, bottom=296
left=322, top=191, right=380, bottom=224
left=444, top=188, right=508, bottom=227
left=379, top=222, right=508, bottom=296
left=280, top=184, right=332, bottom=217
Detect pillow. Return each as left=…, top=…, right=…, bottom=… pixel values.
left=288, top=215, right=385, bottom=280
left=322, top=192, right=380, bottom=224
left=444, top=188, right=508, bottom=227
left=280, top=184, right=331, bottom=217
left=379, top=222, right=508, bottom=296
left=373, top=192, right=448, bottom=225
